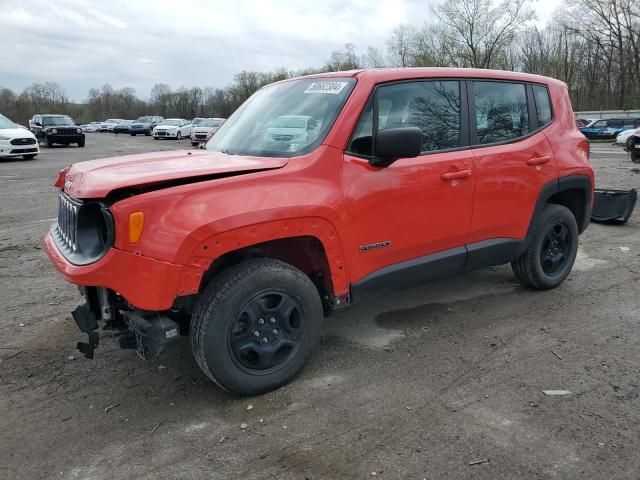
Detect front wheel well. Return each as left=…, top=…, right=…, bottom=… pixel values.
left=199, top=236, right=335, bottom=311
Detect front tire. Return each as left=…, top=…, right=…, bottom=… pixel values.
left=177, top=131, right=182, bottom=140
left=78, top=139, right=85, bottom=147
left=22, top=154, right=37, bottom=160
left=191, top=259, right=324, bottom=395
left=511, top=204, right=579, bottom=290
left=46, top=137, right=53, bottom=148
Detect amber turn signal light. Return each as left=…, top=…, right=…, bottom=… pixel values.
left=128, top=211, right=145, bottom=243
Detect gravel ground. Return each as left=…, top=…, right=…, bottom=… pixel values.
left=1, top=134, right=639, bottom=479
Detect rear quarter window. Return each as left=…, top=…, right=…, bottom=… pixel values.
left=532, top=85, right=552, bottom=126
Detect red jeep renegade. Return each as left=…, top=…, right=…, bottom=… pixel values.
left=44, top=69, right=594, bottom=395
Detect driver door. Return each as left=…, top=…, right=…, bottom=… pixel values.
left=342, top=80, right=475, bottom=293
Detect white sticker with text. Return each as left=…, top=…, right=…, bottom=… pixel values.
left=304, top=81, right=348, bottom=94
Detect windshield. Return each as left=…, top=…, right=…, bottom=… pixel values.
left=0, top=115, right=17, bottom=129
left=43, top=116, right=74, bottom=126
left=198, top=119, right=222, bottom=128
left=192, top=118, right=205, bottom=126
left=206, top=77, right=355, bottom=157
left=135, top=116, right=153, bottom=123
left=159, top=119, right=182, bottom=126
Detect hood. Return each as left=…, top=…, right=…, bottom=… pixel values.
left=58, top=149, right=289, bottom=199
left=0, top=128, right=36, bottom=139
left=155, top=125, right=179, bottom=130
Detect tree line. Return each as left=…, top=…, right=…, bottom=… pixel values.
left=1, top=0, right=638, bottom=126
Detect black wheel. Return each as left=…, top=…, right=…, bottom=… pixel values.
left=78, top=139, right=85, bottom=147
left=632, top=149, right=640, bottom=163
left=191, top=259, right=323, bottom=395
left=153, top=136, right=159, bottom=140
left=46, top=137, right=53, bottom=148
left=177, top=131, right=182, bottom=140
left=512, top=204, right=578, bottom=290
left=22, top=154, right=37, bottom=160
left=130, top=133, right=136, bottom=136
left=145, top=131, right=151, bottom=136
left=191, top=141, right=198, bottom=147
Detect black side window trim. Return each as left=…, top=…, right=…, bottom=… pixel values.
left=345, top=78, right=471, bottom=159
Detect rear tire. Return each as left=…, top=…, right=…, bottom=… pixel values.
left=177, top=131, right=182, bottom=140
left=511, top=204, right=578, bottom=290
left=191, top=259, right=323, bottom=395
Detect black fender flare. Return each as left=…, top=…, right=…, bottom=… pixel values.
left=528, top=175, right=593, bottom=237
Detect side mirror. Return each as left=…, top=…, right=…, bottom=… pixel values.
left=370, top=127, right=422, bottom=167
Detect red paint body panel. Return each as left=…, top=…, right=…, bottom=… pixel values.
left=44, top=68, right=594, bottom=311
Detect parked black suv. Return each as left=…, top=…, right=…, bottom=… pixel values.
left=30, top=115, right=85, bottom=148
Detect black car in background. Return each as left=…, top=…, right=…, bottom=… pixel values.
left=129, top=116, right=163, bottom=136
left=112, top=120, right=134, bottom=133
left=29, top=114, right=85, bottom=148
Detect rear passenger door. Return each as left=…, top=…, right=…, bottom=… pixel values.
left=468, top=81, right=557, bottom=244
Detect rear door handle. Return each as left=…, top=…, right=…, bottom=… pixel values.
left=527, top=156, right=551, bottom=166
left=441, top=169, right=472, bottom=181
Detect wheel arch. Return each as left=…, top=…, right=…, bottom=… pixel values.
left=177, top=217, right=350, bottom=309
left=529, top=175, right=593, bottom=236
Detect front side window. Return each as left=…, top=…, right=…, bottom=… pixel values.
left=348, top=80, right=461, bottom=156
left=532, top=85, right=552, bottom=126
left=592, top=120, right=606, bottom=128
left=206, top=78, right=355, bottom=157
left=474, top=81, right=529, bottom=145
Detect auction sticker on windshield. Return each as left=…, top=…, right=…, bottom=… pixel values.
left=304, top=81, right=349, bottom=94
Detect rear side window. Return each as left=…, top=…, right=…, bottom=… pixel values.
left=532, top=85, right=552, bottom=126
left=348, top=80, right=461, bottom=156
left=473, top=81, right=529, bottom=145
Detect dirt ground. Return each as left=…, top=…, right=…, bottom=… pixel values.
left=1, top=134, right=639, bottom=480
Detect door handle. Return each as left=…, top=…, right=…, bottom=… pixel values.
left=441, top=169, right=472, bottom=181
left=527, top=156, right=551, bottom=166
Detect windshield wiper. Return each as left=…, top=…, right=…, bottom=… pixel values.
left=220, top=149, right=235, bottom=155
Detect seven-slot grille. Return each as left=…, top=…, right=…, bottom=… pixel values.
left=53, top=127, right=79, bottom=135
left=56, top=193, right=79, bottom=252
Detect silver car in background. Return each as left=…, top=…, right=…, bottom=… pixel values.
left=190, top=118, right=226, bottom=146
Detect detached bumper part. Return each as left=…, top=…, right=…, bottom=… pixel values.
left=72, top=303, right=100, bottom=359
left=591, top=188, right=637, bottom=224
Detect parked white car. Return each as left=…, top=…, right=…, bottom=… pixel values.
left=153, top=119, right=192, bottom=140
left=99, top=119, right=124, bottom=132
left=0, top=113, right=39, bottom=160
left=190, top=118, right=225, bottom=146
left=83, top=122, right=103, bottom=132
left=616, top=127, right=640, bottom=146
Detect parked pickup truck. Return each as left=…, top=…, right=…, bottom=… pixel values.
left=44, top=68, right=594, bottom=395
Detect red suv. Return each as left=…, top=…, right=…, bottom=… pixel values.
left=44, top=69, right=594, bottom=395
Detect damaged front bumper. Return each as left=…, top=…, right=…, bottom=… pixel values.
left=72, top=286, right=182, bottom=360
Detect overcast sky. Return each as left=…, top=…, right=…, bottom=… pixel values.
left=1, top=0, right=559, bottom=101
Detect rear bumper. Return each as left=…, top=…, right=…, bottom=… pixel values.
left=43, top=232, right=194, bottom=311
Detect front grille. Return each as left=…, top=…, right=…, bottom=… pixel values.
left=195, top=134, right=207, bottom=139
left=55, top=194, right=80, bottom=252
left=51, top=193, right=114, bottom=266
left=10, top=137, right=36, bottom=146
left=10, top=148, right=38, bottom=154
left=156, top=131, right=167, bottom=136
left=54, top=127, right=79, bottom=135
